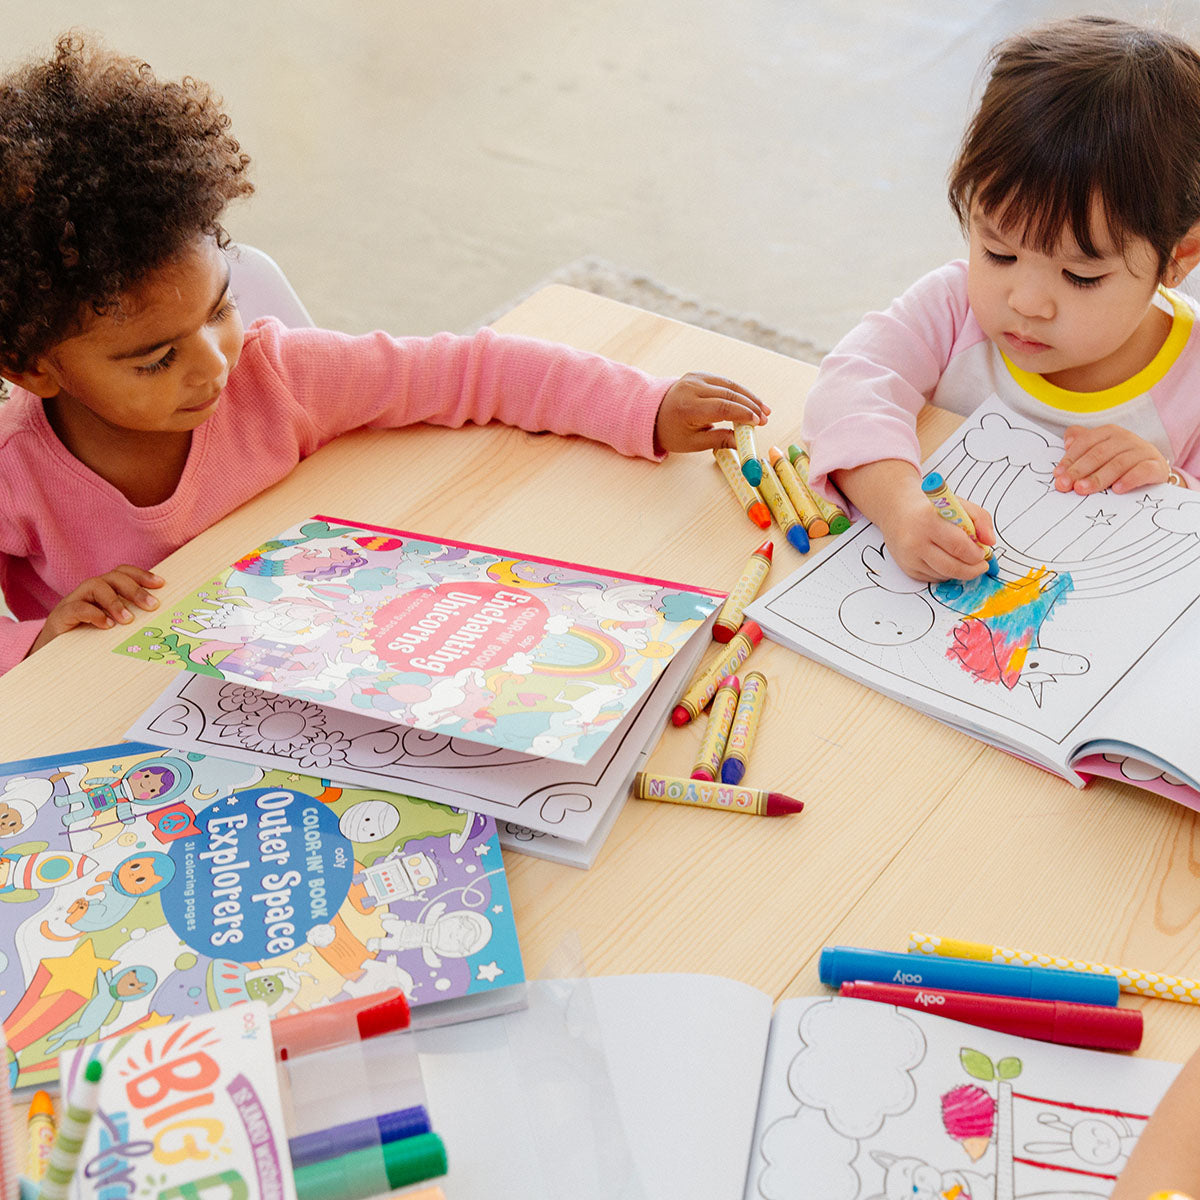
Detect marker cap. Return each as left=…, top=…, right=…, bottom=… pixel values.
left=1053, top=1000, right=1143, bottom=1052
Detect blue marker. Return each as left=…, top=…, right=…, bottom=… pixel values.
left=289, top=1104, right=431, bottom=1168
left=922, top=471, right=999, bottom=577
left=819, top=946, right=1119, bottom=1006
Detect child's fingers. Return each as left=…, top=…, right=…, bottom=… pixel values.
left=682, top=374, right=771, bottom=422
left=960, top=498, right=996, bottom=545
left=1104, top=457, right=1171, bottom=494
left=105, top=566, right=162, bottom=611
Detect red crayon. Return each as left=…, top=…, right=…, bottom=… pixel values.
left=672, top=621, right=764, bottom=726
left=838, top=980, right=1142, bottom=1052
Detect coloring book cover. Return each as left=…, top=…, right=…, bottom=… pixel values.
left=745, top=996, right=1179, bottom=1200
left=0, top=742, right=522, bottom=1090
left=746, top=398, right=1200, bottom=791
left=113, top=517, right=723, bottom=766
left=61, top=1003, right=295, bottom=1200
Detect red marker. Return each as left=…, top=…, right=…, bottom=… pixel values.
left=271, top=988, right=411, bottom=1060
left=838, top=980, right=1142, bottom=1052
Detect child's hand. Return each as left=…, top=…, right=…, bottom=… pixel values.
left=1054, top=424, right=1169, bottom=494
left=654, top=372, right=770, bottom=453
left=30, top=566, right=164, bottom=655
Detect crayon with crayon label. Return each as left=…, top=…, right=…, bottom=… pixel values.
left=720, top=671, right=767, bottom=785
left=24, top=1092, right=54, bottom=1182
left=757, top=457, right=809, bottom=553
left=921, top=472, right=999, bottom=577
left=734, top=424, right=763, bottom=486
left=714, top=448, right=771, bottom=529
left=713, top=539, right=773, bottom=642
left=634, top=771, right=803, bottom=816
left=691, top=675, right=741, bottom=781
left=768, top=447, right=829, bottom=538
left=672, top=621, right=763, bottom=726
left=787, top=443, right=851, bottom=533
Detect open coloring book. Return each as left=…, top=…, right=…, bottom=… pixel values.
left=0, top=742, right=522, bottom=1089
left=747, top=397, right=1200, bottom=809
left=412, top=977, right=1179, bottom=1200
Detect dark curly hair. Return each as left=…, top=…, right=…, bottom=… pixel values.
left=0, top=33, right=253, bottom=373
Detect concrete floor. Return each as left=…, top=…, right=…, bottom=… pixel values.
left=7, top=1, right=1200, bottom=353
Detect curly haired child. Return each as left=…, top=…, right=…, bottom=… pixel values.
left=0, top=34, right=767, bottom=672
left=800, top=16, right=1200, bottom=582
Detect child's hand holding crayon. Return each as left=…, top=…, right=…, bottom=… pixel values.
left=654, top=372, right=769, bottom=454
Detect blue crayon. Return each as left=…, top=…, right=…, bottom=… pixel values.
left=757, top=456, right=810, bottom=553
left=289, top=1104, right=432, bottom=1168
left=819, top=945, right=1119, bottom=1006
left=922, top=472, right=998, bottom=577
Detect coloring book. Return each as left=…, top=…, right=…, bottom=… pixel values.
left=59, top=1003, right=296, bottom=1200
left=746, top=397, right=1200, bottom=808
left=0, top=742, right=523, bottom=1090
left=113, top=516, right=723, bottom=767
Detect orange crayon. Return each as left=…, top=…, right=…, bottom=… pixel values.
left=769, top=447, right=829, bottom=538
left=691, top=675, right=741, bottom=781
left=25, top=1090, right=55, bottom=1182
left=720, top=671, right=768, bottom=785
left=714, top=448, right=771, bottom=529
left=713, top=539, right=773, bottom=642
left=634, top=770, right=802, bottom=816
left=672, top=621, right=763, bottom=725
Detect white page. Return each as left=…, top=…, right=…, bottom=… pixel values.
left=415, top=974, right=773, bottom=1200
left=744, top=995, right=1179, bottom=1200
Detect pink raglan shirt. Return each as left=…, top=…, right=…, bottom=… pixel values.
left=0, top=318, right=672, bottom=673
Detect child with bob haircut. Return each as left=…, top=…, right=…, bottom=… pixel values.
left=0, top=34, right=768, bottom=673
left=801, top=15, right=1200, bottom=582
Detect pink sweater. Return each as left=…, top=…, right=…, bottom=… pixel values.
left=0, top=318, right=672, bottom=673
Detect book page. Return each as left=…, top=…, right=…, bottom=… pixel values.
left=747, top=399, right=1200, bottom=777
left=745, top=995, right=1179, bottom=1200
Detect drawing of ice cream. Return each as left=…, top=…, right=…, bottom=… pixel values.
left=941, top=1083, right=996, bottom=1160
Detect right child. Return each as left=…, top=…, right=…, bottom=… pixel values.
left=800, top=16, right=1200, bottom=582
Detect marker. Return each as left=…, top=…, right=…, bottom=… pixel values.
left=818, top=946, right=1120, bottom=1006
left=272, top=988, right=410, bottom=1060
left=720, top=671, right=767, bottom=785
left=922, top=472, right=999, bottom=576
left=838, top=981, right=1143, bottom=1051
left=768, top=447, right=829, bottom=538
left=713, top=539, right=773, bottom=642
left=289, top=1104, right=432, bottom=1168
left=293, top=1130, right=447, bottom=1200
left=672, top=620, right=763, bottom=725
left=787, top=443, right=851, bottom=533
left=24, top=1092, right=54, bottom=1182
left=756, top=457, right=809, bottom=552
left=714, top=448, right=771, bottom=529
left=907, top=931, right=1200, bottom=1007
left=734, top=423, right=762, bottom=486
left=39, top=1058, right=103, bottom=1200
left=634, top=771, right=802, bottom=816
left=691, top=675, right=740, bottom=782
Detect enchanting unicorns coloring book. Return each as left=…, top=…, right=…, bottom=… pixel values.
left=114, top=518, right=722, bottom=767
left=747, top=397, right=1200, bottom=806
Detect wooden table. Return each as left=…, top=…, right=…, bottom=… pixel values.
left=5, top=286, right=1199, bottom=1064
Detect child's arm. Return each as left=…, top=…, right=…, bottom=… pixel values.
left=653, top=372, right=769, bottom=453
left=28, top=566, right=163, bottom=656
left=1110, top=1042, right=1200, bottom=1199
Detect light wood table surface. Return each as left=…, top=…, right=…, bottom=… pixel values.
left=3, top=285, right=1199, bottom=1066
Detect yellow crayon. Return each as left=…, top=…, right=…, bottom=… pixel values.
left=757, top=457, right=810, bottom=553
left=634, top=771, right=803, bottom=816
left=734, top=423, right=763, bottom=487
left=713, top=448, right=771, bottom=529
left=787, top=443, right=851, bottom=533
left=691, top=675, right=741, bottom=781
left=713, top=538, right=773, bottom=642
left=672, top=621, right=763, bottom=725
left=768, top=446, right=829, bottom=537
left=720, top=671, right=768, bottom=785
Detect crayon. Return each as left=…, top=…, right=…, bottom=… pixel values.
left=691, top=675, right=740, bottom=781
left=720, top=671, right=768, bottom=785
left=713, top=448, right=771, bottom=529
left=672, top=620, right=763, bottom=726
left=907, top=931, right=1200, bottom=1006
left=39, top=1058, right=103, bottom=1200
left=756, top=457, right=809, bottom=553
left=713, top=539, right=773, bottom=642
left=921, top=472, right=999, bottom=576
left=768, top=447, right=829, bottom=538
left=634, top=771, right=803, bottom=816
left=24, top=1092, right=54, bottom=1182
left=787, top=443, right=851, bottom=533
left=734, top=423, right=762, bottom=486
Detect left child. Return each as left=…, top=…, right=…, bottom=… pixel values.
left=0, top=34, right=768, bottom=674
